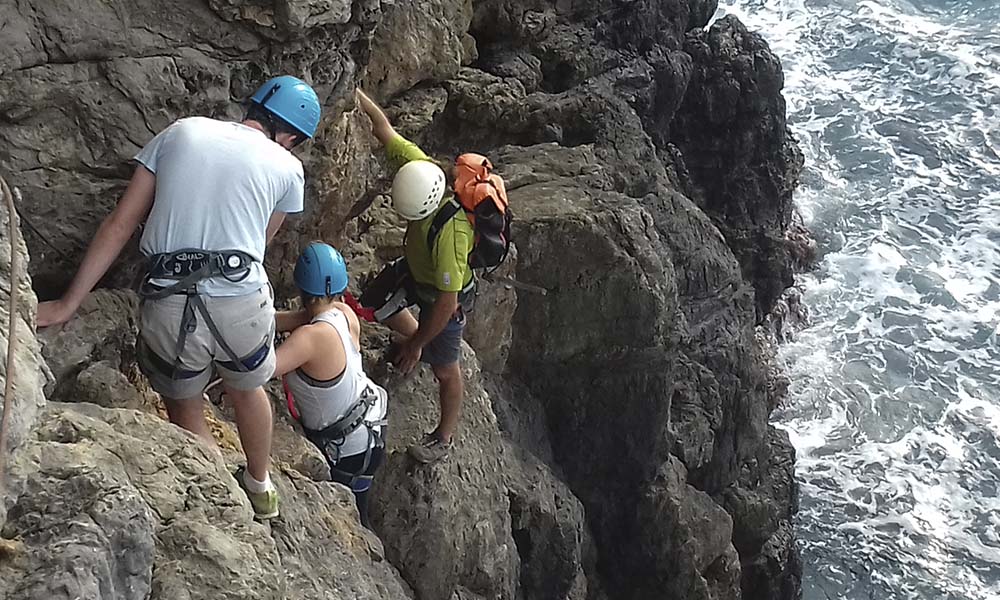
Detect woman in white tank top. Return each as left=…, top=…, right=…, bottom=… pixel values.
left=273, top=243, right=387, bottom=529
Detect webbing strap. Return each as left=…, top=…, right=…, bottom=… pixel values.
left=171, top=299, right=198, bottom=379
left=289, top=385, right=378, bottom=440
left=286, top=382, right=383, bottom=490
left=426, top=198, right=463, bottom=251
left=140, top=249, right=261, bottom=380
left=343, top=292, right=377, bottom=323
left=189, top=294, right=249, bottom=373
left=283, top=377, right=301, bottom=421
left=329, top=423, right=385, bottom=492
left=142, top=262, right=216, bottom=301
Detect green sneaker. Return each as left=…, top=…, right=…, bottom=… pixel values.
left=234, top=466, right=279, bottom=520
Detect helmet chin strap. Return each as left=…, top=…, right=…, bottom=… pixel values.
left=257, top=83, right=282, bottom=142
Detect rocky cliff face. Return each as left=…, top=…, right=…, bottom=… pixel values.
left=0, top=1, right=803, bottom=599
left=0, top=184, right=51, bottom=527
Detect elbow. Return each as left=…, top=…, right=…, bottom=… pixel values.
left=441, top=293, right=459, bottom=313
left=272, top=359, right=290, bottom=379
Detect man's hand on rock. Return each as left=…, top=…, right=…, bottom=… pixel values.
left=36, top=299, right=76, bottom=329
left=395, top=339, right=422, bottom=375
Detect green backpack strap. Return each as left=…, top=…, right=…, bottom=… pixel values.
left=426, top=198, right=464, bottom=250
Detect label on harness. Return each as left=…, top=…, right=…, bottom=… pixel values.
left=161, top=251, right=211, bottom=278
left=146, top=249, right=253, bottom=281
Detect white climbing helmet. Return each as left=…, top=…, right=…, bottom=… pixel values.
left=391, top=160, right=446, bottom=221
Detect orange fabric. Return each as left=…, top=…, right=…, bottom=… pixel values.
left=452, top=153, right=509, bottom=226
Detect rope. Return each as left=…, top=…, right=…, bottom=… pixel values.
left=0, top=175, right=20, bottom=494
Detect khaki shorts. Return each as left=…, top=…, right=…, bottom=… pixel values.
left=138, top=285, right=276, bottom=400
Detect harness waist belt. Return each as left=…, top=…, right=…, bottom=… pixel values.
left=141, top=248, right=257, bottom=299
left=304, top=384, right=380, bottom=441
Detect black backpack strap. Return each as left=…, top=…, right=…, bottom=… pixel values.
left=426, top=198, right=463, bottom=251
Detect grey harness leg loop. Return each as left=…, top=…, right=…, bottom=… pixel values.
left=172, top=295, right=200, bottom=379
left=189, top=294, right=249, bottom=373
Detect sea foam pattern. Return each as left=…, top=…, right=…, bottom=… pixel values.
left=713, top=1, right=1000, bottom=598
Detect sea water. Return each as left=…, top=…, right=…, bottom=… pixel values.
left=712, top=1, right=1000, bottom=598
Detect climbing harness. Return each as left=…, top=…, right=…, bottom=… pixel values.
left=356, top=257, right=476, bottom=324
left=283, top=379, right=386, bottom=492
left=137, top=248, right=270, bottom=380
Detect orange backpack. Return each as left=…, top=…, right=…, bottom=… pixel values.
left=427, top=153, right=512, bottom=271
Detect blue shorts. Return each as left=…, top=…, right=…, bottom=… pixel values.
left=418, top=305, right=466, bottom=366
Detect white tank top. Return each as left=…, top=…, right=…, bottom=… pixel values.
left=284, top=309, right=387, bottom=457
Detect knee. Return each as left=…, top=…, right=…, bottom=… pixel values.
left=431, top=362, right=462, bottom=384
left=223, top=385, right=267, bottom=406
left=164, top=395, right=203, bottom=414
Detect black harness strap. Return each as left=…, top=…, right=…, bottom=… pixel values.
left=426, top=198, right=463, bottom=251
left=307, top=387, right=378, bottom=440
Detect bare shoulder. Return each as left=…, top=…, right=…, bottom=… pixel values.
left=285, top=321, right=321, bottom=344
left=331, top=302, right=362, bottom=336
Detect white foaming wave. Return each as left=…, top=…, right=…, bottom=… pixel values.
left=717, top=0, right=1000, bottom=598
left=790, top=411, right=1000, bottom=596
left=856, top=0, right=1000, bottom=89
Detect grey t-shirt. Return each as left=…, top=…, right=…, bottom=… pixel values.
left=134, top=116, right=304, bottom=296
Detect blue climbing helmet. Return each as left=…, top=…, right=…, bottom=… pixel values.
left=294, top=242, right=348, bottom=297
left=250, top=75, right=321, bottom=140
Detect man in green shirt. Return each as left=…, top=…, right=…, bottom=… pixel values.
left=356, top=88, right=475, bottom=464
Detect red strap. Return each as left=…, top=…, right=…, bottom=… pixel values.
left=282, top=377, right=301, bottom=421
left=343, top=291, right=377, bottom=323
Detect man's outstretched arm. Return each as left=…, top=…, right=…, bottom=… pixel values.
left=37, top=166, right=156, bottom=327
left=355, top=88, right=397, bottom=147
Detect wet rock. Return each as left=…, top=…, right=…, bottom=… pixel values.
left=723, top=427, right=801, bottom=600
left=689, top=0, right=721, bottom=29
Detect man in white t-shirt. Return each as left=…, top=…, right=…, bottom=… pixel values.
left=37, top=75, right=322, bottom=520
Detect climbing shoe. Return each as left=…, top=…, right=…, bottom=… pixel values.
left=234, top=466, right=279, bottom=520
left=407, top=432, right=452, bottom=464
